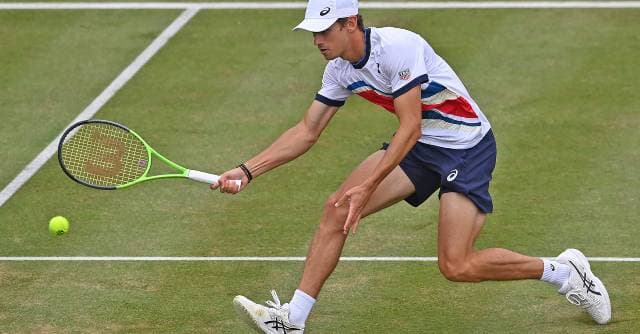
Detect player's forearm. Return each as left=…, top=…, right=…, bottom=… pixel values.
left=244, top=122, right=318, bottom=178
left=362, top=85, right=422, bottom=189
left=365, top=124, right=421, bottom=188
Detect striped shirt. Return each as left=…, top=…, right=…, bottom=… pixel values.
left=316, top=27, right=491, bottom=149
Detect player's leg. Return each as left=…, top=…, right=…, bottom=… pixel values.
left=436, top=192, right=611, bottom=324
left=299, top=149, right=415, bottom=297
left=435, top=128, right=610, bottom=324
left=436, top=192, right=544, bottom=282
left=233, top=150, right=416, bottom=333
left=430, top=129, right=543, bottom=281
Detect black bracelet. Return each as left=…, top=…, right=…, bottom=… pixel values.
left=237, top=163, right=253, bottom=183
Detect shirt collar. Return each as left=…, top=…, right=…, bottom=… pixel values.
left=351, top=28, right=371, bottom=69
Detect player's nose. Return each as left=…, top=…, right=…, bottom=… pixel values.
left=313, top=33, right=322, bottom=46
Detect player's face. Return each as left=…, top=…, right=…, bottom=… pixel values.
left=313, top=22, right=349, bottom=60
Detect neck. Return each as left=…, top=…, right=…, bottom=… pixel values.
left=342, top=29, right=366, bottom=63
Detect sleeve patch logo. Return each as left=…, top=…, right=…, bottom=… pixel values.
left=398, top=68, right=411, bottom=80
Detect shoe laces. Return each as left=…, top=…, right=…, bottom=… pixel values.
left=266, top=290, right=288, bottom=310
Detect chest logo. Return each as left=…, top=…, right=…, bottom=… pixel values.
left=398, top=68, right=411, bottom=80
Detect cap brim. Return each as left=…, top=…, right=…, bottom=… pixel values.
left=292, top=18, right=338, bottom=32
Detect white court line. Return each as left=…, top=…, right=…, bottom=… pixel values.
left=0, top=1, right=640, bottom=9
left=0, top=7, right=199, bottom=208
left=0, top=256, right=638, bottom=262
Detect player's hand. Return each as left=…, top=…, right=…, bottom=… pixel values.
left=210, top=167, right=247, bottom=194
left=334, top=183, right=375, bottom=234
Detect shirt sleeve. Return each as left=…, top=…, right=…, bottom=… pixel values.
left=316, top=62, right=351, bottom=107
left=384, top=34, right=430, bottom=99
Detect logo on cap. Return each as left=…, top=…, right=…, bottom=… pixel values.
left=320, top=7, right=331, bottom=16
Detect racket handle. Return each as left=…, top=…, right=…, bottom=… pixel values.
left=187, top=170, right=242, bottom=188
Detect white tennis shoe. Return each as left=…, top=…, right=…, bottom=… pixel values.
left=233, top=290, right=305, bottom=334
left=556, top=248, right=611, bottom=324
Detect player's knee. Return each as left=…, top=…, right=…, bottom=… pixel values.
left=320, top=196, right=348, bottom=232
left=438, top=258, right=476, bottom=282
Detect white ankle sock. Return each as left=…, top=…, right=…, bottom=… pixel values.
left=288, top=289, right=316, bottom=326
left=540, top=259, right=570, bottom=289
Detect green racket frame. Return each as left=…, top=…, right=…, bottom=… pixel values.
left=58, top=120, right=236, bottom=190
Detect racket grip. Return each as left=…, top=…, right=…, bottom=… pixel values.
left=187, top=170, right=241, bottom=188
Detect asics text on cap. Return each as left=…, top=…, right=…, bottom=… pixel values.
left=293, top=0, right=359, bottom=32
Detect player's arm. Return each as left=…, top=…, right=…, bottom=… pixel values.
left=363, top=86, right=422, bottom=188
left=214, top=100, right=339, bottom=192
left=246, top=101, right=338, bottom=177
left=336, top=85, right=422, bottom=232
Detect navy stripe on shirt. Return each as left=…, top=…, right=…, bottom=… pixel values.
left=315, top=93, right=345, bottom=107
left=392, top=74, right=429, bottom=99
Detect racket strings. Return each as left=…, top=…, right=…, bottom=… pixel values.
left=61, top=123, right=148, bottom=187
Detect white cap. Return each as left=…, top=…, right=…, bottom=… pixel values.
left=293, top=0, right=359, bottom=32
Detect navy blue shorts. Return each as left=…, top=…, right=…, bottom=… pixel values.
left=381, top=130, right=497, bottom=213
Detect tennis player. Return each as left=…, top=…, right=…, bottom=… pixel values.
left=212, top=0, right=611, bottom=332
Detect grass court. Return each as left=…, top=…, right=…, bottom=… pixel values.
left=0, top=2, right=639, bottom=332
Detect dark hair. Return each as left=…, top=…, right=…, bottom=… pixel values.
left=337, top=14, right=364, bottom=32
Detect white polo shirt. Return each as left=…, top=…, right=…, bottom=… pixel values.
left=316, top=27, right=491, bottom=149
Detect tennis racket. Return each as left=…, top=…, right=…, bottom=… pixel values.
left=57, top=119, right=240, bottom=190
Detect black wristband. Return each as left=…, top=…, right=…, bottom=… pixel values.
left=237, top=163, right=253, bottom=183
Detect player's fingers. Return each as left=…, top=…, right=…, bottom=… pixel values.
left=222, top=179, right=236, bottom=194
left=217, top=176, right=230, bottom=193
left=334, top=193, right=349, bottom=208
left=229, top=180, right=242, bottom=194
left=342, top=218, right=351, bottom=235
left=351, top=214, right=363, bottom=234
left=342, top=203, right=358, bottom=234
left=210, top=176, right=225, bottom=190
left=346, top=210, right=362, bottom=234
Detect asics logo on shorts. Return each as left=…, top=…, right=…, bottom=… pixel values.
left=447, top=169, right=459, bottom=182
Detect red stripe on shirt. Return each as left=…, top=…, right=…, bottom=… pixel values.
left=422, top=96, right=477, bottom=119
left=357, top=91, right=395, bottom=112
left=358, top=90, right=478, bottom=120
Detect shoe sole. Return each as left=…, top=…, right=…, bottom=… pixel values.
left=559, top=248, right=611, bottom=324
left=233, top=296, right=269, bottom=333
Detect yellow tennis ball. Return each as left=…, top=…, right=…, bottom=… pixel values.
left=48, top=216, right=69, bottom=236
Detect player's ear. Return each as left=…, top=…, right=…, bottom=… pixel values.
left=347, top=15, right=358, bottom=32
